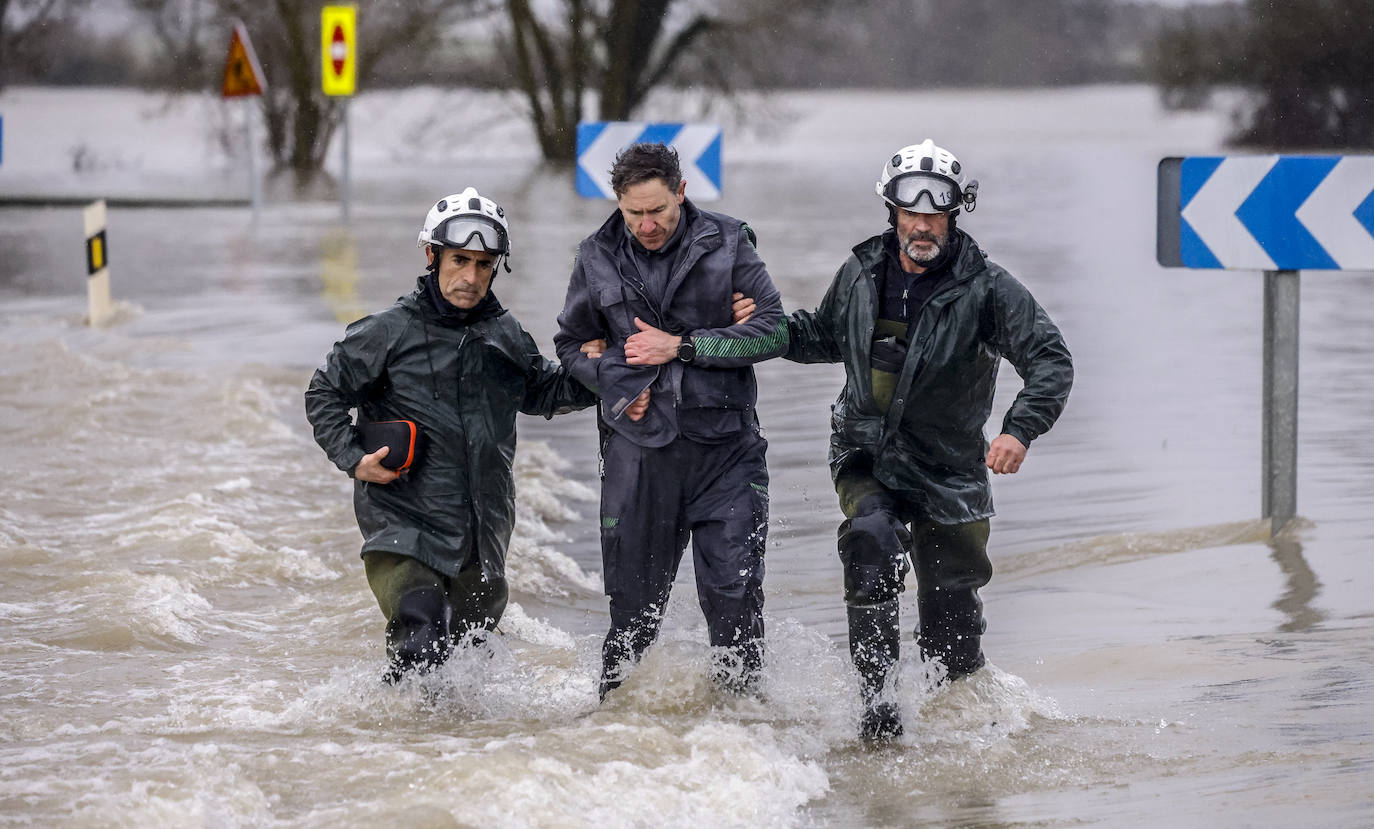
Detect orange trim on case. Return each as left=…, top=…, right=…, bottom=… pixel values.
left=401, top=420, right=416, bottom=470
left=371, top=419, right=418, bottom=472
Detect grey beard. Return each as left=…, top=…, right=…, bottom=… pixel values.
left=903, top=235, right=944, bottom=264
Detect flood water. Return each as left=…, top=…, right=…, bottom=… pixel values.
left=2, top=86, right=1372, bottom=827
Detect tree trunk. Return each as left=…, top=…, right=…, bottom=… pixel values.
left=503, top=0, right=819, bottom=163
left=0, top=0, right=11, bottom=92
left=277, top=0, right=322, bottom=184
left=598, top=0, right=671, bottom=121
left=506, top=0, right=584, bottom=162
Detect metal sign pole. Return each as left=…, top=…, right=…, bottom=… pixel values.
left=321, top=5, right=357, bottom=223
left=222, top=19, right=267, bottom=221
left=1261, top=269, right=1300, bottom=535
left=245, top=99, right=261, bottom=223
left=341, top=99, right=351, bottom=223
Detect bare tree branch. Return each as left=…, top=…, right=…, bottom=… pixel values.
left=628, top=13, right=714, bottom=115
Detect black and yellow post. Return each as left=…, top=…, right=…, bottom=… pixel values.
left=83, top=200, right=114, bottom=327
left=85, top=229, right=107, bottom=274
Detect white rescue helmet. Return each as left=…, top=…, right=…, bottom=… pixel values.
left=417, top=187, right=511, bottom=259
left=875, top=139, right=978, bottom=214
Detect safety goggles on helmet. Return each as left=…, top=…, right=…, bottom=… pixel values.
left=432, top=215, right=509, bottom=255
left=882, top=172, right=963, bottom=214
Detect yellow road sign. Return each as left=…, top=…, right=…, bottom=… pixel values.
left=222, top=21, right=266, bottom=98
left=321, top=6, right=357, bottom=97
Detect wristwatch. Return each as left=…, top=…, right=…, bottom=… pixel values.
left=677, top=337, right=696, bottom=363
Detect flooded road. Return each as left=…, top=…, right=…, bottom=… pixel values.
left=2, top=85, right=1372, bottom=827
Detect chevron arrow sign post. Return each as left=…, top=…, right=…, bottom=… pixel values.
left=1156, top=155, right=1374, bottom=536
left=576, top=122, right=723, bottom=200
left=1158, top=155, right=1374, bottom=269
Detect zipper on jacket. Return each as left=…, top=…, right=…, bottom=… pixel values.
left=613, top=260, right=664, bottom=330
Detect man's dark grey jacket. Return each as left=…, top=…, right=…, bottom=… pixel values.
left=554, top=200, right=789, bottom=445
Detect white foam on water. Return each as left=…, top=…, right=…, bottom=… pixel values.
left=1, top=739, right=278, bottom=826
left=0, top=326, right=1212, bottom=827
left=430, top=721, right=832, bottom=829
left=122, top=572, right=214, bottom=645
left=4, top=569, right=212, bottom=650
left=497, top=602, right=578, bottom=651
left=266, top=545, right=341, bottom=583
left=896, top=663, right=1066, bottom=746
left=506, top=441, right=603, bottom=598
left=513, top=440, right=599, bottom=526
left=503, top=531, right=602, bottom=599
left=67, top=742, right=277, bottom=829
left=0, top=337, right=353, bottom=595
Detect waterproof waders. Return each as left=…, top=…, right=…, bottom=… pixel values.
left=597, top=430, right=769, bottom=700
left=366, top=552, right=509, bottom=682
left=837, top=472, right=992, bottom=739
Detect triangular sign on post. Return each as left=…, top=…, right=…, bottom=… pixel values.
left=222, top=21, right=266, bottom=98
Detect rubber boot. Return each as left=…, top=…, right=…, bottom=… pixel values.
left=848, top=599, right=904, bottom=741
left=384, top=586, right=453, bottom=683
left=598, top=619, right=660, bottom=701
left=598, top=647, right=625, bottom=702
left=915, top=587, right=986, bottom=682
left=710, top=638, right=764, bottom=697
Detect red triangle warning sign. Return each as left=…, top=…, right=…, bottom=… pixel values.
left=222, top=22, right=266, bottom=98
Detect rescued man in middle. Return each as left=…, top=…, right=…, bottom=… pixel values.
left=554, top=142, right=789, bottom=700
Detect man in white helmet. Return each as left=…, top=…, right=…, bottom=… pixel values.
left=785, top=140, right=1073, bottom=740
left=305, top=188, right=597, bottom=683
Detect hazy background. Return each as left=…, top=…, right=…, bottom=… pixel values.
left=4, top=0, right=1369, bottom=190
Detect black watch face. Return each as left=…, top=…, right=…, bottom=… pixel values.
left=679, top=340, right=695, bottom=361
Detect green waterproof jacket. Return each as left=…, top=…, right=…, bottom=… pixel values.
left=786, top=229, right=1073, bottom=523
left=305, top=279, right=597, bottom=579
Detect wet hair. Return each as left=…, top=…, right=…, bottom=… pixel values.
left=609, top=143, right=682, bottom=197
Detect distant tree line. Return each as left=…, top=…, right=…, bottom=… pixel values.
left=4, top=0, right=1367, bottom=175
left=1, top=0, right=1184, bottom=93
left=750, top=0, right=1154, bottom=87
left=1146, top=0, right=1374, bottom=149
left=0, top=0, right=92, bottom=88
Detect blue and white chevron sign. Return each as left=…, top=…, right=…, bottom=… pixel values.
left=576, top=122, right=722, bottom=200
left=1158, top=155, right=1374, bottom=270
